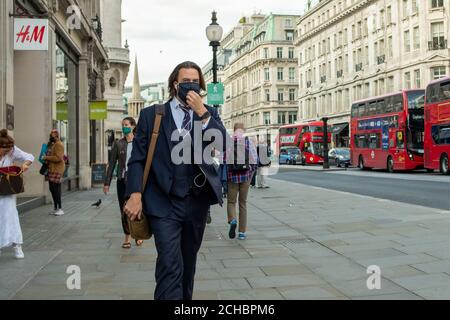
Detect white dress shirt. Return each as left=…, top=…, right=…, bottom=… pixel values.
left=170, top=98, right=211, bottom=133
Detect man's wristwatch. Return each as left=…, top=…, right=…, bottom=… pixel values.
left=200, top=111, right=211, bottom=121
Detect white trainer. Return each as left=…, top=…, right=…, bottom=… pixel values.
left=54, top=209, right=65, bottom=216
left=13, top=245, right=24, bottom=259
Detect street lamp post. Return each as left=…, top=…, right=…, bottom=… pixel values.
left=206, top=11, right=223, bottom=108
left=322, top=117, right=330, bottom=169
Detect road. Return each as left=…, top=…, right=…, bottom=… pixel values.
left=272, top=167, right=450, bottom=211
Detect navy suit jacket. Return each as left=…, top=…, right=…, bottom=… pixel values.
left=126, top=101, right=228, bottom=218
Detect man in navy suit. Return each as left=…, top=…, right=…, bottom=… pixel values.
left=124, top=61, right=228, bottom=300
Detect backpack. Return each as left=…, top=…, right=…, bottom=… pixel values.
left=228, top=137, right=251, bottom=172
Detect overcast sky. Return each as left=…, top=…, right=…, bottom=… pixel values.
left=122, top=0, right=310, bottom=86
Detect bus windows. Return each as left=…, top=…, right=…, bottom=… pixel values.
left=393, top=95, right=403, bottom=112
left=351, top=104, right=358, bottom=117
left=427, top=84, right=440, bottom=104
left=358, top=103, right=367, bottom=117
left=368, top=102, right=377, bottom=116
left=369, top=133, right=381, bottom=149
left=439, top=81, right=450, bottom=102
left=280, top=127, right=299, bottom=135
left=397, top=131, right=405, bottom=149
left=407, top=91, right=425, bottom=110
left=355, top=135, right=368, bottom=148
left=432, top=125, right=450, bottom=145
left=377, top=100, right=386, bottom=114
left=385, top=96, right=394, bottom=113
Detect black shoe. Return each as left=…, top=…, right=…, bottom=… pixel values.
left=207, top=213, right=212, bottom=225
left=229, top=219, right=237, bottom=239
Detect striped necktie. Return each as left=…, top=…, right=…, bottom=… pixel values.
left=180, top=105, right=192, bottom=133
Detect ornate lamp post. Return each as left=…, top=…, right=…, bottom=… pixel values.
left=206, top=11, right=223, bottom=108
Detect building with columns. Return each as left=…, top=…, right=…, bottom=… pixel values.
left=0, top=0, right=110, bottom=209
left=126, top=57, right=145, bottom=119
left=123, top=81, right=167, bottom=107
left=220, top=14, right=300, bottom=151
left=101, top=0, right=130, bottom=162
left=296, top=0, right=450, bottom=147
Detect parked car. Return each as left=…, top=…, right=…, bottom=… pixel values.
left=279, top=147, right=302, bottom=165
left=329, top=148, right=351, bottom=168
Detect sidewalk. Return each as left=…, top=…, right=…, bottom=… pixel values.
left=1, top=178, right=450, bottom=300
left=278, top=164, right=347, bottom=172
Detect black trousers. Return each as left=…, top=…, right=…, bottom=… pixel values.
left=49, top=182, right=62, bottom=210
left=116, top=179, right=130, bottom=235
left=150, top=193, right=210, bottom=300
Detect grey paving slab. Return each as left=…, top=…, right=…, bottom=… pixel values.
left=380, top=265, right=426, bottom=279
left=0, top=250, right=61, bottom=300
left=312, top=264, right=369, bottom=282
left=214, top=267, right=267, bottom=279
left=328, top=279, right=409, bottom=298
left=218, top=288, right=286, bottom=300
left=247, top=274, right=327, bottom=289
left=414, top=286, right=450, bottom=300
left=221, top=256, right=301, bottom=268
left=194, top=279, right=252, bottom=291
left=278, top=285, right=346, bottom=300
left=392, top=274, right=450, bottom=291
left=411, top=260, right=450, bottom=274
left=356, top=253, right=438, bottom=268
left=260, top=265, right=313, bottom=276
left=352, top=293, right=423, bottom=300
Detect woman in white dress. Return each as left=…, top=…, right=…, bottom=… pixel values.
left=0, top=129, right=34, bottom=259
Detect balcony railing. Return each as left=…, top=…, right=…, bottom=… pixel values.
left=428, top=39, right=447, bottom=50
left=377, top=55, right=386, bottom=65
left=355, top=63, right=363, bottom=72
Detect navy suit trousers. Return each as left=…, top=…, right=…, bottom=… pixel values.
left=150, top=193, right=210, bottom=300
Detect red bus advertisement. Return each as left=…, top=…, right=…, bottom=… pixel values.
left=424, top=77, right=450, bottom=174
left=350, top=90, right=425, bottom=172
left=278, top=121, right=332, bottom=165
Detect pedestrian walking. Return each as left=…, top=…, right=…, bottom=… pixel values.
left=42, top=129, right=65, bottom=216
left=0, top=129, right=34, bottom=259
left=124, top=61, right=227, bottom=300
left=226, top=123, right=258, bottom=241
left=104, top=117, right=144, bottom=249
left=257, top=137, right=271, bottom=189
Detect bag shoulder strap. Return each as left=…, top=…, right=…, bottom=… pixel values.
left=142, top=104, right=165, bottom=192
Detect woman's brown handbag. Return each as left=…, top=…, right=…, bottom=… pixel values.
left=0, top=166, right=25, bottom=196
left=127, top=105, right=165, bottom=240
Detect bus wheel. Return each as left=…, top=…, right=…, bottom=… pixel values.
left=440, top=154, right=449, bottom=175
left=359, top=156, right=365, bottom=171
left=387, top=157, right=395, bottom=173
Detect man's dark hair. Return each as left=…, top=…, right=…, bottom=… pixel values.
left=168, top=61, right=206, bottom=99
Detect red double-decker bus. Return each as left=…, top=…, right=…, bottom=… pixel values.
left=278, top=121, right=331, bottom=165
left=350, top=90, right=425, bottom=172
left=424, top=77, right=450, bottom=174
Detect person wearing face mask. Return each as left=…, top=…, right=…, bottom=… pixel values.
left=104, top=117, right=143, bottom=249
left=0, top=129, right=34, bottom=259
left=124, top=61, right=228, bottom=300
left=42, top=129, right=66, bottom=216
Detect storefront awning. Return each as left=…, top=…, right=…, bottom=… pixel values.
left=332, top=123, right=349, bottom=135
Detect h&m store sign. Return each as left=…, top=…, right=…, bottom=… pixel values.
left=14, top=18, right=49, bottom=51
